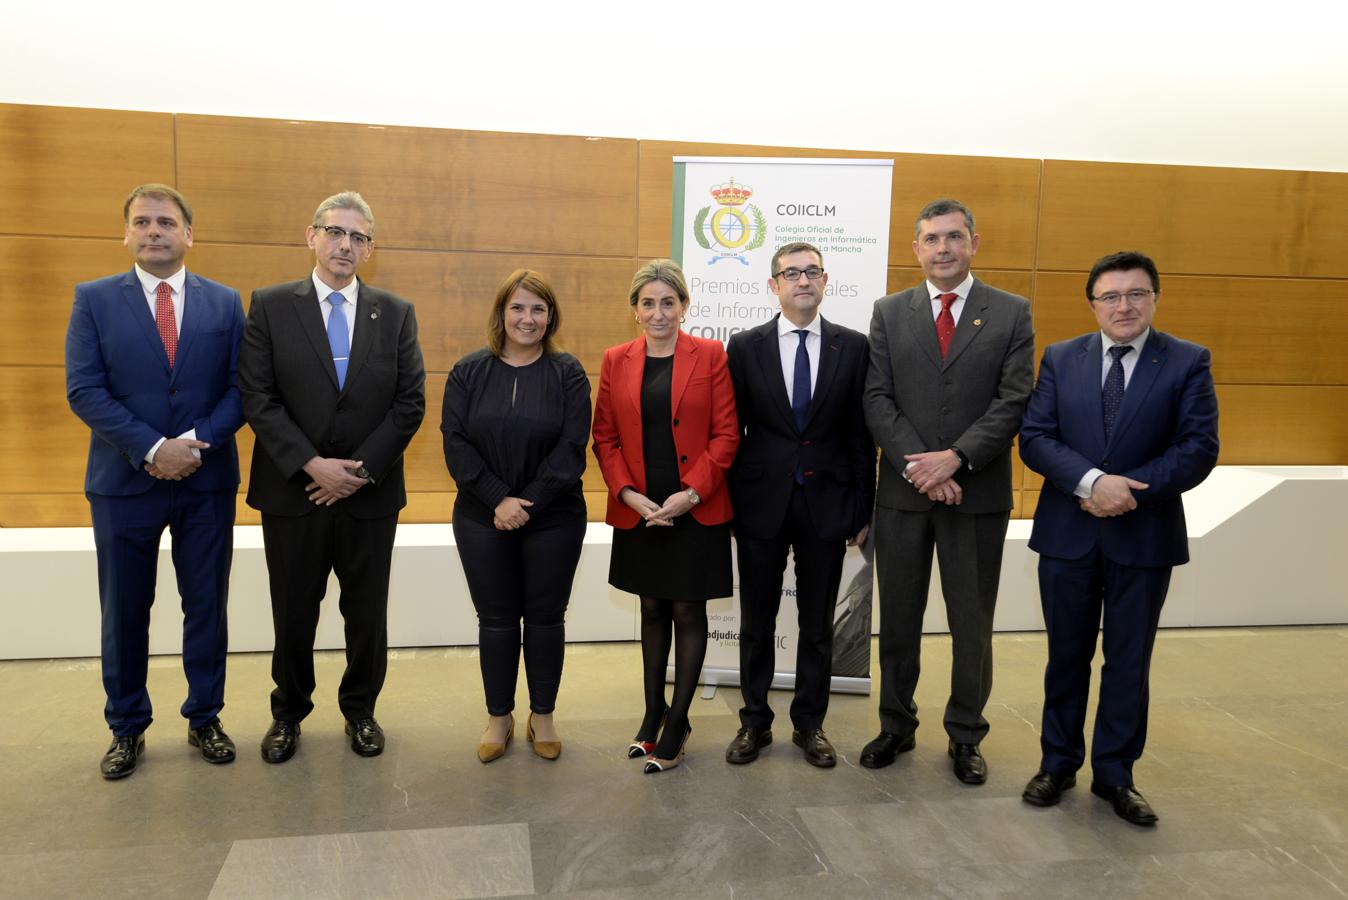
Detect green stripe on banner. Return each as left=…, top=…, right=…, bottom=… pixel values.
left=670, top=162, right=686, bottom=265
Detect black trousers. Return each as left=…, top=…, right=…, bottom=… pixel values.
left=1038, top=548, right=1171, bottom=787
left=261, top=507, right=398, bottom=723
left=874, top=504, right=1009, bottom=744
left=736, top=484, right=846, bottom=732
left=453, top=512, right=585, bottom=716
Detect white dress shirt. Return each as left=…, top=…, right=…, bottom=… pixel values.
left=925, top=272, right=974, bottom=325
left=1074, top=328, right=1153, bottom=498
left=136, top=265, right=197, bottom=463
left=778, top=312, right=821, bottom=408
left=314, top=271, right=359, bottom=343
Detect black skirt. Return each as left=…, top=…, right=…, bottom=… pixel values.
left=607, top=355, right=732, bottom=601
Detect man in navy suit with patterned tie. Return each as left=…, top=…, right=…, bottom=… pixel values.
left=1019, top=251, right=1219, bottom=825
left=66, top=184, right=245, bottom=779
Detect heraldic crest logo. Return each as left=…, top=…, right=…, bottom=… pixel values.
left=693, top=177, right=766, bottom=265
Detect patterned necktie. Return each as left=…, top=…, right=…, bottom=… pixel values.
left=935, top=292, right=958, bottom=359
left=155, top=281, right=177, bottom=367
left=327, top=293, right=350, bottom=389
left=1102, top=344, right=1133, bottom=438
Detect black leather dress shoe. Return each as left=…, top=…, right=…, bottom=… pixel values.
left=949, top=742, right=987, bottom=784
left=260, top=720, right=301, bottom=764
left=725, top=727, right=772, bottom=764
left=346, top=718, right=385, bottom=757
left=1091, top=781, right=1159, bottom=826
left=188, top=718, right=236, bottom=764
left=859, top=731, right=915, bottom=769
left=100, top=733, right=145, bottom=780
left=1022, top=770, right=1076, bottom=806
left=793, top=729, right=837, bottom=768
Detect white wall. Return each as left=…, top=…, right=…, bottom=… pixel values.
left=5, top=1, right=1347, bottom=172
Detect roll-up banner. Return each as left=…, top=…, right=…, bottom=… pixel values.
left=671, top=157, right=894, bottom=694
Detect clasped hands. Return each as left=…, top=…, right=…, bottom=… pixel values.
left=144, top=437, right=210, bottom=480
left=1081, top=474, right=1149, bottom=517
left=303, top=457, right=369, bottom=506
left=620, top=486, right=695, bottom=527
left=904, top=449, right=963, bottom=506
left=493, top=496, right=534, bottom=530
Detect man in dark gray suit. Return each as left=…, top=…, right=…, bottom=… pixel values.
left=240, top=191, right=425, bottom=764
left=860, top=199, right=1034, bottom=782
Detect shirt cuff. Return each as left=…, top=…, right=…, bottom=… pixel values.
left=178, top=428, right=201, bottom=460
left=145, top=437, right=167, bottom=464
left=1075, top=468, right=1105, bottom=499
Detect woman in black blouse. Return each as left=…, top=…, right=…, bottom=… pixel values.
left=442, top=269, right=591, bottom=763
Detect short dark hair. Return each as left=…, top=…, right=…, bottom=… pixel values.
left=770, top=241, right=823, bottom=276
left=1085, top=251, right=1161, bottom=301
left=123, top=183, right=193, bottom=227
left=915, top=198, right=974, bottom=239
left=487, top=269, right=562, bottom=356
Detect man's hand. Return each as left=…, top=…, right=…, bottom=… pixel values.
left=146, top=438, right=210, bottom=480
left=848, top=524, right=870, bottom=547
left=904, top=449, right=962, bottom=492
left=647, top=489, right=696, bottom=527
left=493, top=496, right=534, bottom=530
left=1084, top=474, right=1149, bottom=517
left=922, top=477, right=963, bottom=506
left=620, top=487, right=663, bottom=523
left=303, top=457, right=368, bottom=506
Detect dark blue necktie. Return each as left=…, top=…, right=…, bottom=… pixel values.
left=792, top=329, right=811, bottom=431
left=1102, top=344, right=1133, bottom=438
left=327, top=293, right=350, bottom=389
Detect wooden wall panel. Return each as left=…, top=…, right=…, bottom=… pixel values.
left=1213, top=385, right=1348, bottom=464
left=1038, top=160, right=1348, bottom=278
left=176, top=115, right=639, bottom=256
left=1032, top=272, right=1348, bottom=384
left=638, top=141, right=1041, bottom=270
left=0, top=366, right=88, bottom=513
left=0, top=105, right=176, bottom=240
left=0, top=237, right=131, bottom=366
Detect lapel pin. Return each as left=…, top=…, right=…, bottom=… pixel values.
left=371, top=311, right=378, bottom=319
left=973, top=319, right=982, bottom=326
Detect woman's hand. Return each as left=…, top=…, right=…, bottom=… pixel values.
left=493, top=496, right=534, bottom=530
left=646, top=489, right=695, bottom=527
left=620, top=487, right=662, bottom=522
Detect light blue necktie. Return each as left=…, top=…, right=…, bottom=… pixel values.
left=327, top=293, right=350, bottom=389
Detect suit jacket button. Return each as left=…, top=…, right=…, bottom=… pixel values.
left=1102, top=460, right=1110, bottom=467
left=169, top=389, right=178, bottom=396
left=673, top=418, right=680, bottom=426
left=679, top=455, right=688, bottom=463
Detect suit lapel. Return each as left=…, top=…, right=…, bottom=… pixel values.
left=756, top=318, right=795, bottom=428
left=670, top=330, right=696, bottom=416
left=170, top=272, right=203, bottom=384
left=343, top=283, right=379, bottom=394
left=804, top=316, right=842, bottom=432
left=941, top=281, right=989, bottom=371
left=1106, top=330, right=1167, bottom=452
left=293, top=279, right=341, bottom=390
left=121, top=270, right=171, bottom=373
left=1076, top=333, right=1107, bottom=452
left=623, top=337, right=646, bottom=417
left=907, top=287, right=944, bottom=370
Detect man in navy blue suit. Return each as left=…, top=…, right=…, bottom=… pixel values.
left=66, top=184, right=245, bottom=779
left=1018, top=251, right=1219, bottom=825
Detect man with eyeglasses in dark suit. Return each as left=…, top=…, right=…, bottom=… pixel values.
left=239, top=191, right=425, bottom=764
left=1018, top=250, right=1218, bottom=826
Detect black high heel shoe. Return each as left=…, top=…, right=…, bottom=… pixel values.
left=627, top=708, right=669, bottom=759
left=644, top=722, right=691, bottom=773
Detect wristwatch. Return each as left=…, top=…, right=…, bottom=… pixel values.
left=951, top=446, right=970, bottom=469
left=685, top=487, right=701, bottom=506
left=355, top=466, right=372, bottom=482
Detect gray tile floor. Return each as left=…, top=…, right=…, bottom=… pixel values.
left=2, top=628, right=1346, bottom=898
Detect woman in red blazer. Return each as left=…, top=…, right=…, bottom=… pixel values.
left=592, top=259, right=739, bottom=772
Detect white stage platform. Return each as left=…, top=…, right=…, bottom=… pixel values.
left=2, top=466, right=1344, bottom=660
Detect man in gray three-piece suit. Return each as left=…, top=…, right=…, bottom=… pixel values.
left=860, top=199, right=1034, bottom=783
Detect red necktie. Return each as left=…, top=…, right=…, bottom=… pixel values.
left=936, top=292, right=957, bottom=359
left=156, top=281, right=177, bottom=367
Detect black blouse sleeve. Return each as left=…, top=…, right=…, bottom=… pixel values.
left=518, top=354, right=591, bottom=512
left=441, top=352, right=513, bottom=511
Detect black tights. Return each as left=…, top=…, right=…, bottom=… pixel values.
left=637, top=596, right=708, bottom=758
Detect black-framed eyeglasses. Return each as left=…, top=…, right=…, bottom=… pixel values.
left=314, top=224, right=372, bottom=250
left=774, top=266, right=825, bottom=282
left=1092, top=289, right=1155, bottom=306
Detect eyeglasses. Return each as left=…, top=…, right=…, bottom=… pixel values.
left=313, top=224, right=372, bottom=250
left=774, top=266, right=825, bottom=282
left=1092, top=289, right=1155, bottom=306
